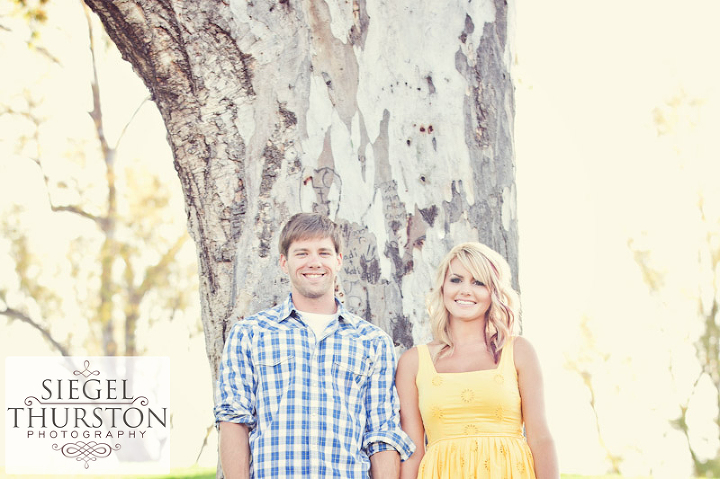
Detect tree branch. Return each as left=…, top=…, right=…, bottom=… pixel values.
left=83, top=2, right=112, bottom=161
left=195, top=423, right=215, bottom=464
left=50, top=205, right=103, bottom=223
left=137, top=235, right=189, bottom=298
left=1, top=307, right=71, bottom=357
left=115, top=96, right=152, bottom=150
left=2, top=101, right=102, bottom=225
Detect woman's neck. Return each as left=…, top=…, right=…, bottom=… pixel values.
left=448, top=319, right=487, bottom=347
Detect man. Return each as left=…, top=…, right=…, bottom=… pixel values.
left=215, top=213, right=414, bottom=478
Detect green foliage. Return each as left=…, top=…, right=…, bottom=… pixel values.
left=6, top=0, right=50, bottom=43
left=13, top=0, right=50, bottom=22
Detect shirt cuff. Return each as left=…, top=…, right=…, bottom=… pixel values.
left=214, top=407, right=255, bottom=429
left=364, top=432, right=416, bottom=461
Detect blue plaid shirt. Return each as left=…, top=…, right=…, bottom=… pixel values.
left=214, top=294, right=414, bottom=478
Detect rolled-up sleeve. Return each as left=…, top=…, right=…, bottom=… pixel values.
left=214, top=321, right=256, bottom=427
left=362, top=334, right=416, bottom=461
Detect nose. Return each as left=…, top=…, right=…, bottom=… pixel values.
left=307, top=252, right=322, bottom=267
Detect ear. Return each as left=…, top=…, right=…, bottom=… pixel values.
left=279, top=254, right=289, bottom=274
left=336, top=252, right=343, bottom=269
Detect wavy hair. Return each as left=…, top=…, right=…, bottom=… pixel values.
left=427, top=242, right=520, bottom=364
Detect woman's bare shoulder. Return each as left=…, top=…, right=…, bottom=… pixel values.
left=397, top=345, right=420, bottom=378
left=398, top=341, right=438, bottom=372
left=512, top=336, right=540, bottom=370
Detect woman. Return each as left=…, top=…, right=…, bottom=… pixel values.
left=396, top=242, right=558, bottom=478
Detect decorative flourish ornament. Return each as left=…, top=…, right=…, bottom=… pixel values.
left=52, top=441, right=121, bottom=469
left=73, top=360, right=101, bottom=378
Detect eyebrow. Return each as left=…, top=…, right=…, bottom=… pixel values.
left=449, top=272, right=483, bottom=282
left=291, top=246, right=334, bottom=253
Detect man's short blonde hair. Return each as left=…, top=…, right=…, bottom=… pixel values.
left=278, top=213, right=343, bottom=257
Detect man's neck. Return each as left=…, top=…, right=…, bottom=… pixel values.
left=292, top=293, right=337, bottom=315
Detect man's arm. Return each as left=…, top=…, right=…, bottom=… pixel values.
left=362, top=334, right=415, bottom=469
left=369, top=449, right=400, bottom=479
left=214, top=321, right=256, bottom=479
left=219, top=422, right=251, bottom=479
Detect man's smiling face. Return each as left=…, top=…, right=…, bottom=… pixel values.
left=280, top=236, right=343, bottom=305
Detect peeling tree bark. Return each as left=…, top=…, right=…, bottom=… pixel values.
left=83, top=0, right=518, bottom=409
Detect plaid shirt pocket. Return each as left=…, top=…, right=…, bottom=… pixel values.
left=255, top=337, right=295, bottom=422
left=331, top=352, right=371, bottom=417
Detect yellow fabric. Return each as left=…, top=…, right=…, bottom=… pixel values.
left=416, top=338, right=536, bottom=478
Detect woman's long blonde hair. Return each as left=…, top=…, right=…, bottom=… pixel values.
left=427, top=242, right=520, bottom=363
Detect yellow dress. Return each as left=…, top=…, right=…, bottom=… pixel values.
left=416, top=338, right=536, bottom=478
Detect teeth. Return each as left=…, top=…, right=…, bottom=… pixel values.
left=456, top=300, right=475, bottom=305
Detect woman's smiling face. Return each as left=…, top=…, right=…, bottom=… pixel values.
left=442, top=258, right=492, bottom=324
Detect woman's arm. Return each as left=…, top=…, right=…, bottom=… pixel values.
left=514, top=336, right=559, bottom=479
left=396, top=346, right=425, bottom=479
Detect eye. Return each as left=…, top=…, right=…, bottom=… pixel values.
left=449, top=277, right=461, bottom=284
left=473, top=280, right=485, bottom=287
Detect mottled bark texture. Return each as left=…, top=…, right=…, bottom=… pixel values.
left=83, top=0, right=518, bottom=383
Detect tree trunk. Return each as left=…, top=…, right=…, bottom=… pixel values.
left=84, top=0, right=517, bottom=404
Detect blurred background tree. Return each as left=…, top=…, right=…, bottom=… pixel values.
left=559, top=88, right=720, bottom=477
left=628, top=90, right=720, bottom=477
left=565, top=316, right=623, bottom=475
left=0, top=1, right=199, bottom=357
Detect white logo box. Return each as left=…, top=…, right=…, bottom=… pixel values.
left=5, top=356, right=170, bottom=475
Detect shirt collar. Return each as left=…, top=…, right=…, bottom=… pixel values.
left=280, top=293, right=359, bottom=328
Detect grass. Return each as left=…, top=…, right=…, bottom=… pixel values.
left=562, top=476, right=717, bottom=479
left=0, top=466, right=216, bottom=478
left=561, top=476, right=648, bottom=479
left=1, top=468, right=717, bottom=478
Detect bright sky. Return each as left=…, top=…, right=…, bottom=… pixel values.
left=2, top=0, right=719, bottom=477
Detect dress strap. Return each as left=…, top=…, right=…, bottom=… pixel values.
left=415, top=344, right=434, bottom=380
left=498, top=336, right=515, bottom=371
left=417, top=344, right=430, bottom=367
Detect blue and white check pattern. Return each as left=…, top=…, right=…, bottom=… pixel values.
left=214, top=294, right=414, bottom=478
